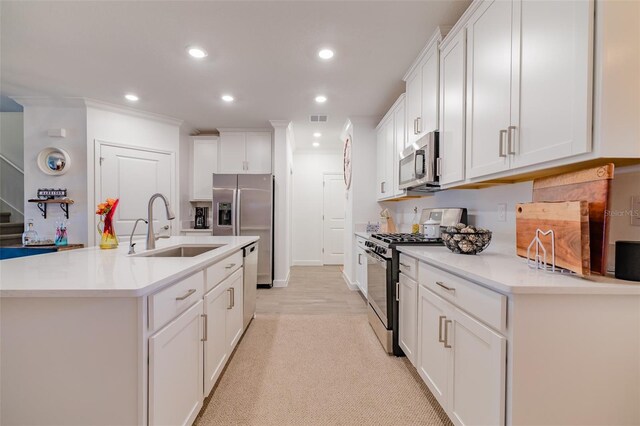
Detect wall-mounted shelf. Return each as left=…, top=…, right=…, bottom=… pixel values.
left=28, top=199, right=74, bottom=219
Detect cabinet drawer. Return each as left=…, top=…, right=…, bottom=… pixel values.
left=149, top=271, right=204, bottom=332
left=419, top=262, right=506, bottom=332
left=399, top=254, right=418, bottom=280
left=206, top=251, right=242, bottom=292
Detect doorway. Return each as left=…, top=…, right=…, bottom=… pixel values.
left=322, top=173, right=345, bottom=265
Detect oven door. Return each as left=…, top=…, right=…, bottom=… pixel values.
left=366, top=249, right=390, bottom=328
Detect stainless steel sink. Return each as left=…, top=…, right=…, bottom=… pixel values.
left=134, top=244, right=224, bottom=258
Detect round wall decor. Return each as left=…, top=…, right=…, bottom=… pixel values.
left=37, top=147, right=71, bottom=176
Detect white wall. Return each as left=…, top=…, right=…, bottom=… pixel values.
left=86, top=102, right=182, bottom=245
left=20, top=102, right=88, bottom=242
left=291, top=151, right=343, bottom=265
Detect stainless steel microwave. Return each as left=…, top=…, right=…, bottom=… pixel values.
left=398, top=131, right=440, bottom=192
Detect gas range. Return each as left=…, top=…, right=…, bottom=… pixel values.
left=366, top=233, right=443, bottom=258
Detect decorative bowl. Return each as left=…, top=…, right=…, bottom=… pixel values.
left=441, top=224, right=492, bottom=255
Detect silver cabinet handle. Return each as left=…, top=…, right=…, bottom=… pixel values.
left=499, top=130, right=507, bottom=158
left=231, top=287, right=235, bottom=308
left=358, top=253, right=362, bottom=265
left=416, top=117, right=422, bottom=134
left=399, top=262, right=411, bottom=268
left=436, top=281, right=455, bottom=293
left=395, top=282, right=400, bottom=302
left=438, top=315, right=446, bottom=343
left=436, top=157, right=442, bottom=178
left=201, top=314, right=208, bottom=342
left=225, top=263, right=236, bottom=269
left=444, top=319, right=452, bottom=348
left=413, top=118, right=417, bottom=135
left=175, top=288, right=196, bottom=301
left=508, top=125, right=517, bottom=155
left=227, top=288, right=233, bottom=309
left=381, top=182, right=386, bottom=194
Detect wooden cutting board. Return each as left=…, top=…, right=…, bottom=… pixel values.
left=532, top=164, right=614, bottom=275
left=516, top=201, right=591, bottom=276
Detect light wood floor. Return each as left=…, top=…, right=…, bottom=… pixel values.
left=256, top=266, right=368, bottom=315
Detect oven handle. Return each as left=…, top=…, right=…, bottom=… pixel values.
left=365, top=250, right=387, bottom=269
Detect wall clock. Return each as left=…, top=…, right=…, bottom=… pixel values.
left=343, top=135, right=352, bottom=189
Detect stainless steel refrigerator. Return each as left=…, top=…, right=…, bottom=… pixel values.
left=212, top=174, right=273, bottom=287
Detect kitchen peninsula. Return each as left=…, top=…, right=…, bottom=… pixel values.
left=1, top=235, right=259, bottom=426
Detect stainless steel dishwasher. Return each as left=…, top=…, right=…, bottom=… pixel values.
left=243, top=242, right=258, bottom=330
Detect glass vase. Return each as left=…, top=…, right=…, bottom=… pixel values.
left=98, top=218, right=118, bottom=249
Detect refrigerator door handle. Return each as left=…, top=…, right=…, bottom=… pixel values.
left=236, top=189, right=242, bottom=236
left=232, top=188, right=238, bottom=236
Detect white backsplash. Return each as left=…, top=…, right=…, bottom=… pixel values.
left=381, top=181, right=534, bottom=245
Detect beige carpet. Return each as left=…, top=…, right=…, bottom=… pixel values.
left=195, top=314, right=451, bottom=426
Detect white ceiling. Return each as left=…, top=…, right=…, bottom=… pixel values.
left=0, top=1, right=470, bottom=151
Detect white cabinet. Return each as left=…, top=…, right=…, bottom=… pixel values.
left=404, top=28, right=446, bottom=147
left=149, top=300, right=204, bottom=426
left=465, top=0, right=593, bottom=179
left=218, top=130, right=272, bottom=174
left=376, top=94, right=407, bottom=201
left=226, top=268, right=244, bottom=351
left=398, top=272, right=417, bottom=366
left=203, top=281, right=229, bottom=396
left=192, top=137, right=218, bottom=199
left=439, top=28, right=466, bottom=186
left=355, top=237, right=368, bottom=296
left=417, top=281, right=506, bottom=426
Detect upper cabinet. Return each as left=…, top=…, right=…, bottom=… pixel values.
left=192, top=136, right=218, bottom=200
left=465, top=0, right=594, bottom=179
left=404, top=28, right=447, bottom=147
left=439, top=28, right=467, bottom=186
left=218, top=130, right=272, bottom=174
left=376, top=94, right=407, bottom=201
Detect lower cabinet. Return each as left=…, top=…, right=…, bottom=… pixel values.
left=355, top=238, right=368, bottom=296
left=149, top=300, right=204, bottom=426
left=204, top=268, right=244, bottom=396
left=418, top=284, right=506, bottom=426
left=398, top=272, right=417, bottom=365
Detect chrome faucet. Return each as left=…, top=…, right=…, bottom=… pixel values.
left=146, top=193, right=176, bottom=250
left=128, top=218, right=148, bottom=255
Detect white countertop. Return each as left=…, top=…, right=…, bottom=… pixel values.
left=398, top=243, right=640, bottom=295
left=0, top=236, right=258, bottom=298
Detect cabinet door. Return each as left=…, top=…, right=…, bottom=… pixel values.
left=420, top=44, right=440, bottom=134
left=405, top=69, right=422, bottom=146
left=203, top=283, right=229, bottom=396
left=509, top=0, right=593, bottom=169
left=448, top=307, right=506, bottom=426
left=218, top=132, right=246, bottom=174
left=149, top=300, right=203, bottom=426
left=465, top=0, right=513, bottom=178
left=384, top=118, right=395, bottom=196
left=193, top=138, right=218, bottom=199
left=417, top=285, right=450, bottom=408
left=393, top=100, right=407, bottom=197
left=399, top=273, right=418, bottom=366
left=439, top=29, right=466, bottom=185
left=376, top=126, right=386, bottom=200
left=245, top=131, right=273, bottom=173
left=355, top=246, right=367, bottom=296
left=226, top=269, right=244, bottom=351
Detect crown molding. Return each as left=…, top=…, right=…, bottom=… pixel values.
left=269, top=120, right=291, bottom=129
left=11, top=96, right=87, bottom=108
left=84, top=98, right=183, bottom=126
left=217, top=127, right=273, bottom=132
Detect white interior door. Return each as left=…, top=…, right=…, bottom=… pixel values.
left=99, top=143, right=174, bottom=240
left=322, top=174, right=345, bottom=265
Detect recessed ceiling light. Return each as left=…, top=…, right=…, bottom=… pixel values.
left=315, top=95, right=327, bottom=103
left=318, top=49, right=334, bottom=60
left=312, top=142, right=320, bottom=147
left=221, top=95, right=234, bottom=102
left=188, top=46, right=208, bottom=59
left=313, top=132, right=322, bottom=138
left=124, top=93, right=139, bottom=102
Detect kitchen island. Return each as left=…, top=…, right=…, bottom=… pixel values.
left=1, top=236, right=259, bottom=426
left=396, top=243, right=640, bottom=426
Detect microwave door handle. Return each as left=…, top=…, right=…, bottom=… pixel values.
left=415, top=152, right=425, bottom=177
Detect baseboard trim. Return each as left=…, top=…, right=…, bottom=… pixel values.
left=342, top=271, right=359, bottom=291
left=292, top=260, right=323, bottom=266
left=273, top=270, right=290, bottom=288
